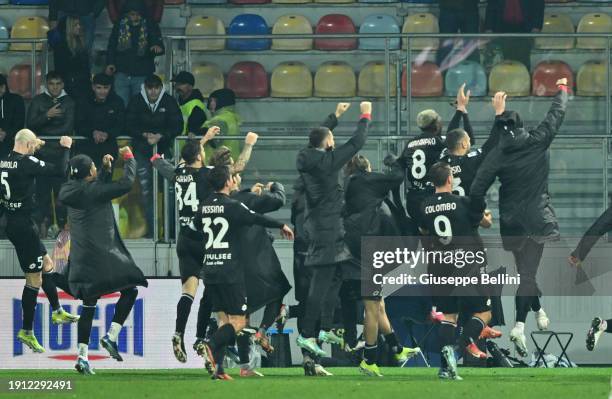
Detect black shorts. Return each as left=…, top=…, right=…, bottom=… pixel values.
left=5, top=215, right=46, bottom=274
left=176, top=229, right=204, bottom=282
left=208, top=283, right=247, bottom=315
left=433, top=295, right=491, bottom=315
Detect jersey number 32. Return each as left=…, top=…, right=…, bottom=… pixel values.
left=201, top=217, right=229, bottom=250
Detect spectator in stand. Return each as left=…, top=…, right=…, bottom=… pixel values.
left=437, top=0, right=481, bottom=70
left=107, top=0, right=164, bottom=24
left=203, top=89, right=241, bottom=161
left=126, top=74, right=182, bottom=238
left=105, top=0, right=165, bottom=106
left=485, top=0, right=545, bottom=70
left=50, top=16, right=91, bottom=101
left=76, top=73, right=124, bottom=168
left=172, top=71, right=208, bottom=136
left=0, top=74, right=26, bottom=159
left=49, top=0, right=105, bottom=53
left=26, top=72, right=76, bottom=238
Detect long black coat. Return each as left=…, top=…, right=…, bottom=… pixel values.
left=572, top=207, right=612, bottom=262
left=232, top=184, right=292, bottom=313
left=58, top=158, right=147, bottom=300
left=470, top=89, right=568, bottom=249
left=296, top=114, right=369, bottom=266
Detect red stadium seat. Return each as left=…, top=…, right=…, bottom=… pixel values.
left=8, top=64, right=42, bottom=99
left=314, top=14, right=357, bottom=51
left=227, top=61, right=269, bottom=98
left=532, top=61, right=574, bottom=97
left=401, top=62, right=443, bottom=97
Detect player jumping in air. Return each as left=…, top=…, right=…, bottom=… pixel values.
left=0, top=129, right=79, bottom=353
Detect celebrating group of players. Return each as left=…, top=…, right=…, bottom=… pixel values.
left=3, top=75, right=612, bottom=380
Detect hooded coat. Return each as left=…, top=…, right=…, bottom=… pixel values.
left=232, top=183, right=292, bottom=313
left=0, top=86, right=25, bottom=157
left=470, top=89, right=568, bottom=249
left=203, top=89, right=241, bottom=160
left=125, top=84, right=182, bottom=157
left=296, top=114, right=369, bottom=266
left=58, top=157, right=147, bottom=300
left=51, top=17, right=91, bottom=101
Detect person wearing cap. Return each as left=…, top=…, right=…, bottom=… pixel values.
left=58, top=147, right=147, bottom=375
left=0, top=74, right=25, bottom=159
left=125, top=74, right=182, bottom=237
left=203, top=89, right=241, bottom=161
left=76, top=73, right=125, bottom=169
left=105, top=0, right=164, bottom=106
left=172, top=71, right=208, bottom=136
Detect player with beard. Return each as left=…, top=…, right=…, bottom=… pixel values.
left=198, top=166, right=293, bottom=380
left=0, top=129, right=79, bottom=354
left=420, top=162, right=493, bottom=380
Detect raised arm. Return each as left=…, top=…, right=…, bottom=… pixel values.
left=28, top=136, right=71, bottom=177
left=529, top=80, right=569, bottom=149
left=233, top=132, right=258, bottom=173
left=447, top=83, right=474, bottom=144
left=469, top=148, right=499, bottom=210
left=89, top=148, right=136, bottom=203
left=328, top=102, right=371, bottom=171
left=151, top=155, right=177, bottom=182
left=244, top=182, right=286, bottom=214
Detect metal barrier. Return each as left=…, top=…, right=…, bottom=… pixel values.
left=0, top=38, right=49, bottom=99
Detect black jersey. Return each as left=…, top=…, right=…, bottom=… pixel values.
left=439, top=149, right=484, bottom=196
left=0, top=149, right=68, bottom=216
left=400, top=134, right=446, bottom=193
left=420, top=192, right=484, bottom=250
left=195, top=192, right=284, bottom=284
left=174, top=164, right=213, bottom=229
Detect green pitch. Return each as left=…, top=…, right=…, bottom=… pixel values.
left=1, top=368, right=611, bottom=399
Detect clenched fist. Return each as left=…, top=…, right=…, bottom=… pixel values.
left=360, top=101, right=372, bottom=115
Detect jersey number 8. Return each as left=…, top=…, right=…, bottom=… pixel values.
left=201, top=217, right=229, bottom=250
left=411, top=149, right=427, bottom=180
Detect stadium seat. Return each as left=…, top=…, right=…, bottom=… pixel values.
left=271, top=62, right=313, bottom=97
left=444, top=60, right=487, bottom=97
left=535, top=14, right=575, bottom=50
left=532, top=61, right=574, bottom=97
left=577, top=61, right=606, bottom=96
left=186, top=16, right=225, bottom=51
left=314, top=61, right=356, bottom=97
left=545, top=0, right=570, bottom=2
left=272, top=0, right=311, bottom=4
left=359, top=0, right=395, bottom=3
left=187, top=0, right=227, bottom=4
left=401, top=62, right=443, bottom=97
left=358, top=61, right=397, bottom=97
left=10, top=17, right=49, bottom=51
left=314, top=14, right=357, bottom=51
left=577, top=13, right=612, bottom=49
left=165, top=0, right=184, bottom=3
left=272, top=15, right=313, bottom=51
left=192, top=63, right=224, bottom=97
left=314, top=0, right=354, bottom=4
left=0, top=17, right=8, bottom=52
left=227, top=14, right=271, bottom=51
left=359, top=14, right=400, bottom=50
left=8, top=64, right=41, bottom=99
left=227, top=61, right=269, bottom=98
left=489, top=61, right=531, bottom=96
left=401, top=0, right=437, bottom=3
left=9, top=0, right=48, bottom=4
left=402, top=13, right=439, bottom=50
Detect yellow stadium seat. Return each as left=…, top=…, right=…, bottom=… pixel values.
left=271, top=62, right=313, bottom=97
left=535, top=13, right=574, bottom=49
left=402, top=13, right=439, bottom=50
left=577, top=13, right=612, bottom=49
left=577, top=61, right=606, bottom=96
left=358, top=61, right=397, bottom=97
left=192, top=63, right=224, bottom=97
left=10, top=16, right=49, bottom=51
left=488, top=60, right=531, bottom=96
left=272, top=0, right=311, bottom=3
left=314, top=61, right=356, bottom=97
left=272, top=15, right=313, bottom=50
left=186, top=15, right=225, bottom=51
left=314, top=0, right=353, bottom=4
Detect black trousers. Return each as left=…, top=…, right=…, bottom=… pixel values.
left=512, top=238, right=545, bottom=322
left=301, top=263, right=345, bottom=338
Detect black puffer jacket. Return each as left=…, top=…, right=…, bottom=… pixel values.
left=296, top=114, right=369, bottom=266
left=470, top=89, right=568, bottom=249
left=125, top=85, right=182, bottom=157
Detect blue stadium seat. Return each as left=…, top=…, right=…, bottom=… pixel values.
left=359, top=14, right=400, bottom=50
left=0, top=17, right=8, bottom=52
left=10, top=0, right=49, bottom=4
left=444, top=60, right=487, bottom=97
left=227, top=14, right=271, bottom=51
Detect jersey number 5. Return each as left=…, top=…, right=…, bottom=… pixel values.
left=1, top=171, right=10, bottom=200
left=175, top=182, right=198, bottom=212
left=202, top=217, right=229, bottom=250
